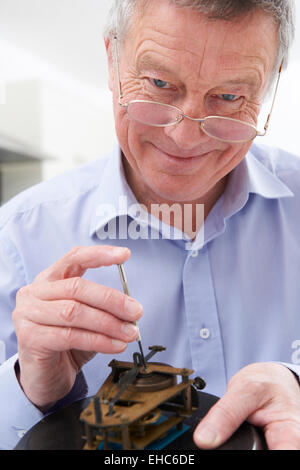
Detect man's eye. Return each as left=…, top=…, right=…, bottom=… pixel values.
left=150, top=78, right=171, bottom=89
left=206, top=93, right=243, bottom=115
left=219, top=94, right=240, bottom=101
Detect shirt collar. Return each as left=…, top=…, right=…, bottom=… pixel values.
left=222, top=144, right=294, bottom=220
left=90, top=142, right=294, bottom=238
left=89, top=144, right=137, bottom=237
left=89, top=144, right=190, bottom=242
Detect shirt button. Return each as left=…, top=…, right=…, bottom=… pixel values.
left=17, top=429, right=26, bottom=439
left=191, top=250, right=198, bottom=258
left=200, top=328, right=210, bottom=339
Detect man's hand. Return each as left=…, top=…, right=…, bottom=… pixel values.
left=193, top=363, right=300, bottom=450
left=12, top=245, right=143, bottom=411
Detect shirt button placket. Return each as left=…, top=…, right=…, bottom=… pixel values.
left=183, top=246, right=227, bottom=396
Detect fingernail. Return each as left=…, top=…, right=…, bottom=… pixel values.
left=122, top=322, right=138, bottom=338
left=195, top=423, right=219, bottom=447
left=125, top=297, right=143, bottom=319
left=112, top=247, right=128, bottom=256
left=112, top=339, right=127, bottom=350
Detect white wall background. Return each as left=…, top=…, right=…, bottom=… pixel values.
left=0, top=0, right=299, bottom=182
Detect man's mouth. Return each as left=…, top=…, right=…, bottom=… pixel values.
left=156, top=146, right=211, bottom=160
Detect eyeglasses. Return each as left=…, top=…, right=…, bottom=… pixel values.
left=113, top=37, right=282, bottom=144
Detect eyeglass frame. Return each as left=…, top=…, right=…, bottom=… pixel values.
left=113, top=36, right=283, bottom=144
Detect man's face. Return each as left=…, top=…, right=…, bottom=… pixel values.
left=107, top=0, right=278, bottom=205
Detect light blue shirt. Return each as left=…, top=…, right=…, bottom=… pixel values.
left=0, top=142, right=300, bottom=449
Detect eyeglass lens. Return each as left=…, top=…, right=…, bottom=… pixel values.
left=126, top=101, right=257, bottom=142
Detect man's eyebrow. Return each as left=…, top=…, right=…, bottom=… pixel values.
left=137, top=55, right=175, bottom=75
left=137, top=55, right=260, bottom=89
left=220, top=77, right=260, bottom=89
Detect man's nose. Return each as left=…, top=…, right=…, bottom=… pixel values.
left=163, top=112, right=210, bottom=150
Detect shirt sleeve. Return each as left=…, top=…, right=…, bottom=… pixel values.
left=0, top=228, right=27, bottom=362
left=0, top=353, right=89, bottom=450
left=0, top=226, right=89, bottom=449
left=0, top=225, right=44, bottom=449
left=0, top=354, right=44, bottom=449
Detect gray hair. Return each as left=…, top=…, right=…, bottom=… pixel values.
left=104, top=0, right=296, bottom=69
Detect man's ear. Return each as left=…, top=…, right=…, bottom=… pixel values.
left=105, top=37, right=115, bottom=92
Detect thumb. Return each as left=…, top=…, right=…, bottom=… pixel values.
left=35, top=245, right=131, bottom=282
left=193, top=382, right=266, bottom=449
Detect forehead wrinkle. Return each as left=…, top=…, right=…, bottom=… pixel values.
left=135, top=50, right=264, bottom=95
left=127, top=18, right=273, bottom=95
left=128, top=5, right=277, bottom=65
left=194, top=34, right=209, bottom=87
left=219, top=59, right=267, bottom=93
left=134, top=29, right=218, bottom=78
left=131, top=20, right=210, bottom=62
left=135, top=45, right=202, bottom=84
left=133, top=20, right=201, bottom=48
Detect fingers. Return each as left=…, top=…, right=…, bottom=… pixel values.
left=18, top=321, right=129, bottom=355
left=27, top=277, right=143, bottom=322
left=193, top=368, right=268, bottom=449
left=14, top=277, right=144, bottom=358
left=193, top=364, right=300, bottom=450
left=193, top=389, right=262, bottom=449
left=35, top=245, right=131, bottom=283
left=264, top=421, right=300, bottom=450
left=15, top=277, right=143, bottom=348
left=17, top=298, right=140, bottom=344
left=13, top=245, right=138, bottom=409
left=13, top=245, right=143, bottom=361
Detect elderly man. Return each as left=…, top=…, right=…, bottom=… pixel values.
left=0, top=0, right=300, bottom=450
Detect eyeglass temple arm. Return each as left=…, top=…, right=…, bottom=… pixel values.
left=258, top=61, right=283, bottom=137
left=113, top=36, right=125, bottom=104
